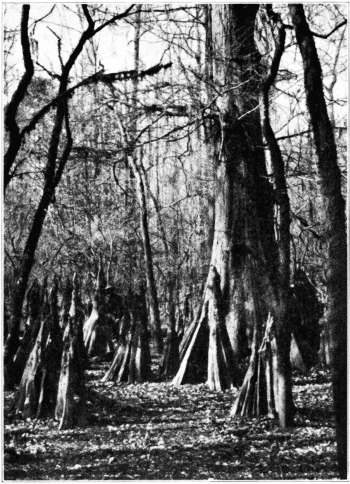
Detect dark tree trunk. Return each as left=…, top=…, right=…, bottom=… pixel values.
left=4, top=103, right=73, bottom=384
left=206, top=267, right=238, bottom=391
left=209, top=4, right=278, bottom=379
left=55, top=274, right=87, bottom=430
left=101, top=311, right=132, bottom=383
left=102, top=289, right=151, bottom=384
left=11, top=305, right=50, bottom=418
left=132, top=161, right=163, bottom=354
left=4, top=5, right=34, bottom=190
left=290, top=5, right=347, bottom=477
left=161, top=329, right=180, bottom=378
left=11, top=279, right=42, bottom=386
left=259, top=6, right=293, bottom=428
left=11, top=277, right=62, bottom=419
left=172, top=303, right=209, bottom=386
left=39, top=276, right=62, bottom=418
left=231, top=314, right=277, bottom=418
left=128, top=287, right=151, bottom=384
left=83, top=262, right=113, bottom=357
left=174, top=5, right=279, bottom=395
left=289, top=270, right=323, bottom=371
left=59, top=276, right=73, bottom=330
left=161, top=275, right=180, bottom=377
left=319, top=318, right=331, bottom=367
left=176, top=296, right=205, bottom=365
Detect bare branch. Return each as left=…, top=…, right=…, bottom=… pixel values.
left=46, top=27, right=64, bottom=68
left=261, top=4, right=291, bottom=286
left=93, top=4, right=136, bottom=35
left=53, top=102, right=73, bottom=188
left=4, top=5, right=34, bottom=189
left=275, top=129, right=311, bottom=142
left=22, top=62, right=172, bottom=138
left=30, top=5, right=55, bottom=35
left=82, top=4, right=95, bottom=29
left=282, top=18, right=347, bottom=38
left=310, top=19, right=347, bottom=39
left=36, top=61, right=61, bottom=80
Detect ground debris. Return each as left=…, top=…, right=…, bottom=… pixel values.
left=4, top=366, right=338, bottom=480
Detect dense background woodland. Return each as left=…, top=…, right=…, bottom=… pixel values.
left=3, top=3, right=347, bottom=480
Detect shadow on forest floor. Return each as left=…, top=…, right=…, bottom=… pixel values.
left=4, top=365, right=338, bottom=480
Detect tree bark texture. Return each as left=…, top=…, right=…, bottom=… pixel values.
left=11, top=279, right=62, bottom=419
left=290, top=5, right=347, bottom=477
left=55, top=274, right=87, bottom=430
left=231, top=313, right=277, bottom=418
left=11, top=279, right=42, bottom=386
left=172, top=303, right=209, bottom=386
left=59, top=276, right=73, bottom=330
left=174, top=5, right=281, bottom=394
left=209, top=4, right=278, bottom=368
left=161, top=275, right=180, bottom=377
left=173, top=266, right=237, bottom=391
left=102, top=311, right=131, bottom=383
left=83, top=264, right=114, bottom=357
left=206, top=266, right=237, bottom=391
left=102, top=289, right=151, bottom=384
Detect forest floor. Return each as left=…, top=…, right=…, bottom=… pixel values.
left=4, top=359, right=338, bottom=481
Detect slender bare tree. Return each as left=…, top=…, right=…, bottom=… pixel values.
left=289, top=5, right=347, bottom=477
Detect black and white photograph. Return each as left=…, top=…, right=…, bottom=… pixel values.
left=3, top=3, right=347, bottom=480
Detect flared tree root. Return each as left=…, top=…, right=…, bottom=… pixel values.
left=231, top=313, right=277, bottom=418
left=55, top=274, right=87, bottom=430
left=173, top=266, right=238, bottom=391
left=11, top=277, right=62, bottom=419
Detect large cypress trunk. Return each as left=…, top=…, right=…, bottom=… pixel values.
left=174, top=5, right=278, bottom=393
left=290, top=5, right=347, bottom=477
left=173, top=6, right=294, bottom=424
left=209, top=5, right=282, bottom=389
